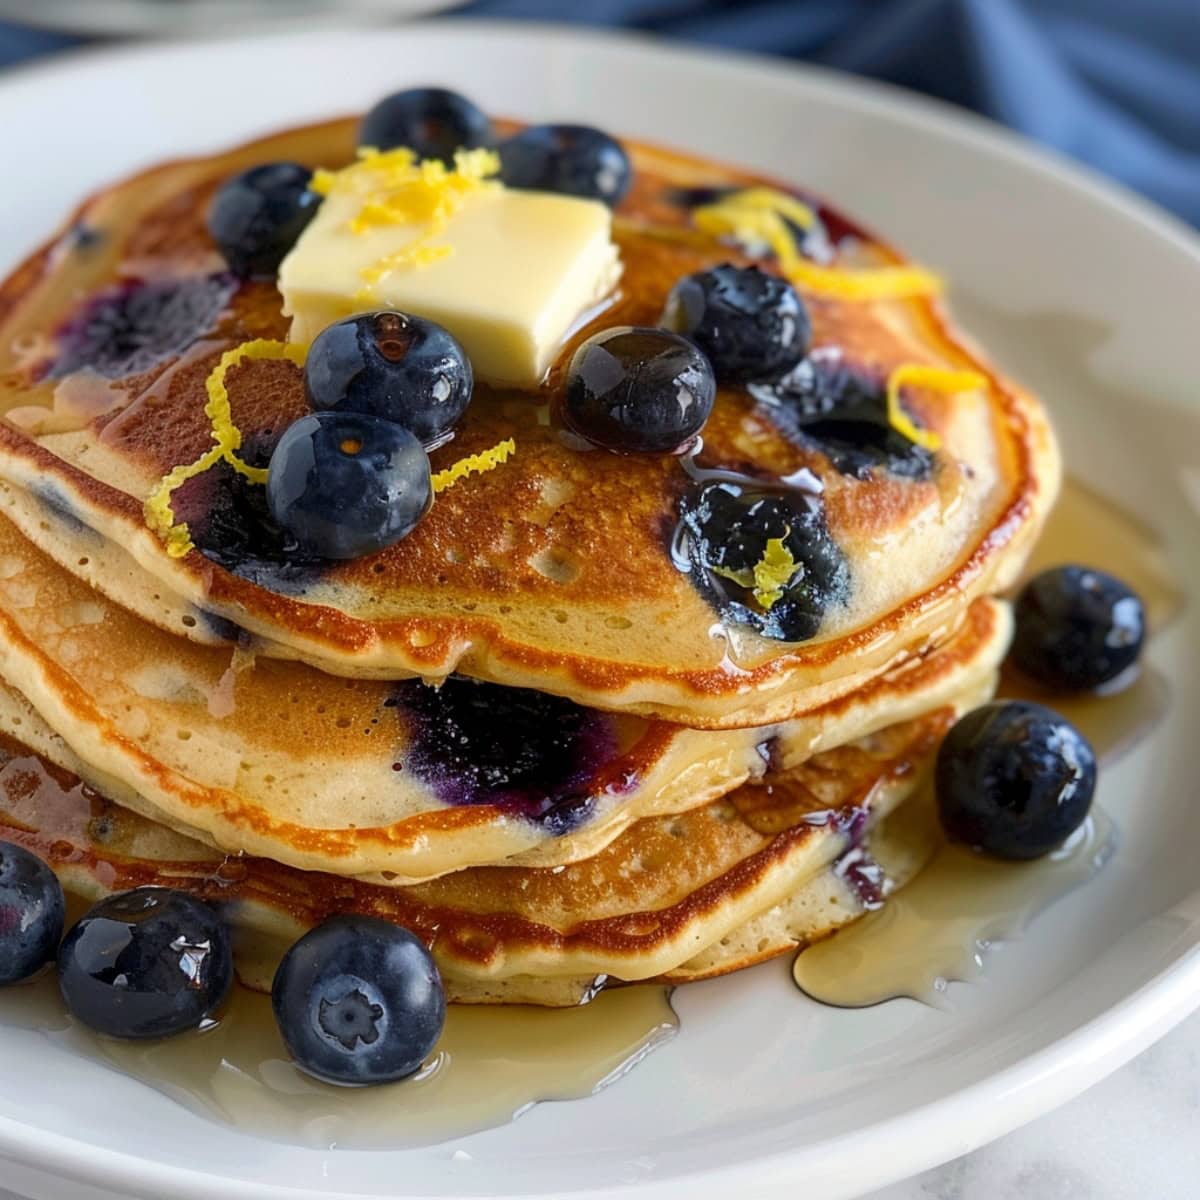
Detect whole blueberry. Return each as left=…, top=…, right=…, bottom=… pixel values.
left=359, top=88, right=492, bottom=163
left=499, top=124, right=632, bottom=207
left=266, top=411, right=433, bottom=560
left=58, top=888, right=233, bottom=1038
left=563, top=326, right=715, bottom=454
left=0, top=842, right=64, bottom=985
left=305, top=312, right=472, bottom=449
left=206, top=162, right=320, bottom=279
left=1012, top=565, right=1145, bottom=691
left=936, top=701, right=1097, bottom=861
left=272, top=914, right=445, bottom=1086
left=663, top=264, right=810, bottom=384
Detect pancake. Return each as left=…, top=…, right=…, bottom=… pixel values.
left=0, top=508, right=1009, bottom=881
left=0, top=116, right=1059, bottom=727
left=0, top=683, right=958, bottom=1006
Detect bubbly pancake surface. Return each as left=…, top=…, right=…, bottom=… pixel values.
left=0, top=508, right=1008, bottom=881
left=0, top=682, right=956, bottom=1005
left=0, top=118, right=1059, bottom=725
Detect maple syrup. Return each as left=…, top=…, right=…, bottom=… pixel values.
left=792, top=476, right=1182, bottom=1009
left=0, top=973, right=676, bottom=1150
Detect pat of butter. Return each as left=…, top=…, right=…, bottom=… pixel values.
left=279, top=178, right=621, bottom=389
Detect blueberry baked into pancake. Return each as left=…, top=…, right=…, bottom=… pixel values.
left=0, top=87, right=1151, bottom=1118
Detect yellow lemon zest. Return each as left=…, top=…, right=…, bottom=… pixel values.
left=885, top=364, right=988, bottom=453
left=710, top=533, right=801, bottom=612
left=144, top=339, right=308, bottom=557
left=312, top=145, right=501, bottom=288
left=431, top=438, right=516, bottom=493
left=750, top=536, right=801, bottom=610
left=692, top=191, right=943, bottom=301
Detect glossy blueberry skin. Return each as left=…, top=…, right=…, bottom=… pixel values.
left=305, top=312, right=473, bottom=449
left=679, top=482, right=849, bottom=643
left=359, top=88, right=492, bottom=163
left=206, top=162, right=320, bottom=279
left=1011, top=566, right=1146, bottom=691
left=936, top=701, right=1097, bottom=861
left=266, top=412, right=433, bottom=561
left=58, top=888, right=233, bottom=1039
left=0, top=842, right=64, bottom=985
left=499, top=124, right=632, bottom=207
left=563, top=327, right=715, bottom=454
left=272, top=915, right=446, bottom=1086
left=663, top=265, right=810, bottom=384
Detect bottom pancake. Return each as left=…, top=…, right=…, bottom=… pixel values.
left=0, top=677, right=986, bottom=1005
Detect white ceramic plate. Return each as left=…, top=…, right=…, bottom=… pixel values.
left=1, top=23, right=1199, bottom=1200
left=0, top=1, right=456, bottom=37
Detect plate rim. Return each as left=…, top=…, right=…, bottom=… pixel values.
left=0, top=20, right=1197, bottom=1200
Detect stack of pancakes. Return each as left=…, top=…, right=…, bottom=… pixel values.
left=0, top=120, right=1058, bottom=1005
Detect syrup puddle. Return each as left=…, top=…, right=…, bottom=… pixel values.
left=0, top=974, right=676, bottom=1149
left=794, top=474, right=1180, bottom=1010
left=794, top=808, right=1115, bottom=1009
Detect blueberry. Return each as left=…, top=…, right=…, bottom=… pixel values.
left=271, top=915, right=445, bottom=1086
left=749, top=357, right=933, bottom=480
left=0, top=842, right=64, bottom=985
left=936, top=701, right=1097, bottom=860
left=1012, top=566, right=1145, bottom=691
left=563, top=327, right=715, bottom=454
left=51, top=276, right=237, bottom=380
left=58, top=888, right=233, bottom=1038
left=206, top=162, right=320, bottom=278
left=499, top=124, right=632, bottom=207
left=305, top=312, right=472, bottom=449
left=679, top=482, right=850, bottom=642
left=663, top=265, right=810, bottom=384
left=266, top=412, right=432, bottom=560
left=359, top=88, right=492, bottom=164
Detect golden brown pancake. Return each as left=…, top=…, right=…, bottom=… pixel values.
left=0, top=508, right=1008, bottom=882
left=0, top=117, right=1058, bottom=727
left=0, top=682, right=957, bottom=1005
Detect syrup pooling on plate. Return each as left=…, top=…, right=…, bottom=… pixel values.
left=792, top=476, right=1183, bottom=1008
left=793, top=803, right=1115, bottom=1009
left=0, top=973, right=677, bottom=1149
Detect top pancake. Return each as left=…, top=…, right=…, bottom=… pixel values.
left=0, top=116, right=1059, bottom=725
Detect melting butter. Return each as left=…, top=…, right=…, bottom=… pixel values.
left=280, top=169, right=621, bottom=388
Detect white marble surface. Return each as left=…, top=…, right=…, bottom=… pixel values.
left=0, top=1006, right=1196, bottom=1199
left=865, top=1006, right=1200, bottom=1199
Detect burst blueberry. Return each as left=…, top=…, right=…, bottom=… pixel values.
left=267, top=412, right=432, bottom=561
left=679, top=482, right=850, bottom=642
left=748, top=357, right=933, bottom=480
left=58, top=888, right=233, bottom=1038
left=499, top=124, right=632, bottom=207
left=1011, top=566, right=1145, bottom=691
left=207, top=162, right=320, bottom=278
left=359, top=88, right=492, bottom=164
left=272, top=914, right=445, bottom=1086
left=52, top=276, right=236, bottom=380
left=563, top=326, right=715, bottom=454
left=305, top=312, right=472, bottom=449
left=663, top=264, right=810, bottom=384
left=0, top=842, right=64, bottom=985
left=936, top=701, right=1097, bottom=860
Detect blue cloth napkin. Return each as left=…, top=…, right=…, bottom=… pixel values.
left=1, top=0, right=1197, bottom=226
left=455, top=0, right=1200, bottom=227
